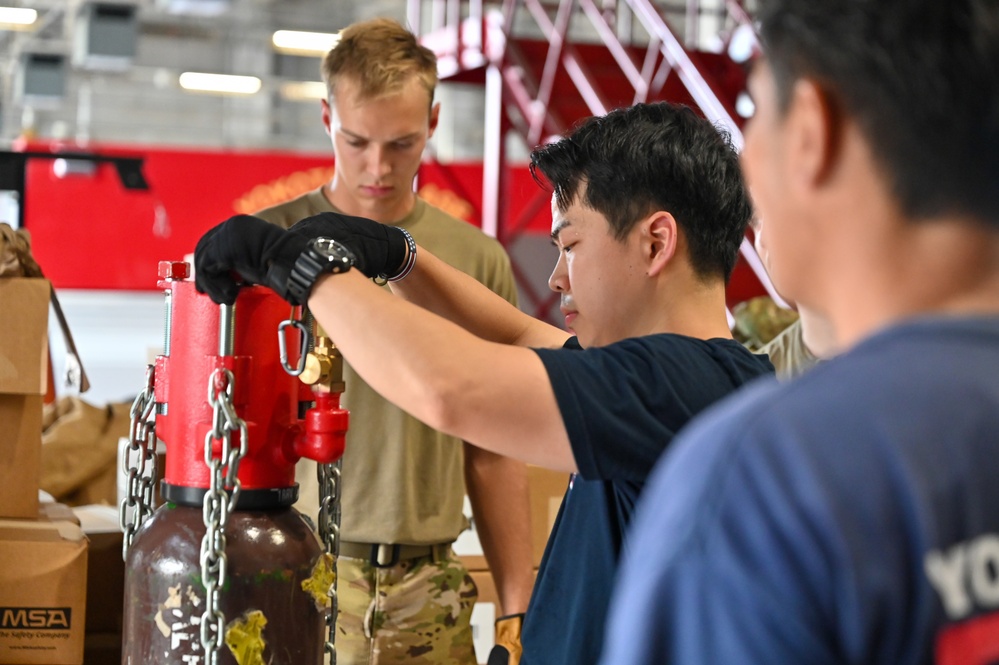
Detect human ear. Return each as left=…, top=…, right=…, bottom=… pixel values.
left=786, top=78, right=842, bottom=187
left=645, top=212, right=677, bottom=277
left=428, top=101, right=441, bottom=139
left=321, top=99, right=333, bottom=137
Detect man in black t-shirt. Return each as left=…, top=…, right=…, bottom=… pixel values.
left=194, top=102, right=774, bottom=665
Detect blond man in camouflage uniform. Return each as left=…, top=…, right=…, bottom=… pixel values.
left=254, top=18, right=534, bottom=665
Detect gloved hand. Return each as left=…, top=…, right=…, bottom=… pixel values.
left=194, top=215, right=310, bottom=305
left=488, top=613, right=524, bottom=665
left=289, top=212, right=413, bottom=280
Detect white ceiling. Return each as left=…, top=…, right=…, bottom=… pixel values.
left=0, top=0, right=414, bottom=150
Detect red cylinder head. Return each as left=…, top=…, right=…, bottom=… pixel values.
left=154, top=275, right=303, bottom=504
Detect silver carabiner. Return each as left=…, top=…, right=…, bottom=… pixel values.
left=278, top=318, right=309, bottom=376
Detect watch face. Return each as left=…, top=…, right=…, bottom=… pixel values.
left=313, top=237, right=356, bottom=266
left=313, top=237, right=338, bottom=256
left=288, top=236, right=356, bottom=305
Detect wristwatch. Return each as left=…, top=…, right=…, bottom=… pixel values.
left=287, top=237, right=357, bottom=304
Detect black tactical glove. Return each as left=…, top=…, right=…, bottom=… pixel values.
left=194, top=215, right=310, bottom=305
left=289, top=212, right=414, bottom=280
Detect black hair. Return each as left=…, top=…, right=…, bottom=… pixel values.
left=530, top=102, right=751, bottom=282
left=758, top=0, right=999, bottom=227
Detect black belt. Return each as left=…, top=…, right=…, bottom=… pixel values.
left=339, top=541, right=452, bottom=568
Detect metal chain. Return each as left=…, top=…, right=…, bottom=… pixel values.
left=283, top=306, right=342, bottom=663
left=318, top=459, right=342, bottom=664
left=200, top=366, right=248, bottom=665
left=119, top=364, right=158, bottom=560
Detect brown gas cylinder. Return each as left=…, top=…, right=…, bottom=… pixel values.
left=120, top=270, right=340, bottom=665
left=122, top=504, right=329, bottom=665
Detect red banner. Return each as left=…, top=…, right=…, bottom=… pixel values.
left=19, top=140, right=546, bottom=291
left=18, top=140, right=764, bottom=306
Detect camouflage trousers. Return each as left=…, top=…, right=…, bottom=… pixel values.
left=333, top=549, right=479, bottom=665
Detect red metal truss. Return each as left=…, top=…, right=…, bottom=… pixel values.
left=411, top=0, right=789, bottom=320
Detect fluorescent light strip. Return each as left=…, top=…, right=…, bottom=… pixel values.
left=0, top=6, right=38, bottom=26
left=179, top=72, right=261, bottom=95
left=280, top=81, right=327, bottom=101
left=272, top=30, right=339, bottom=56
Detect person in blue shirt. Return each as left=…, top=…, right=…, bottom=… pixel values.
left=192, top=101, right=773, bottom=665
left=600, top=1, right=999, bottom=663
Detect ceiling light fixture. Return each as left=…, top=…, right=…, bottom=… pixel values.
left=279, top=81, right=326, bottom=101
left=271, top=30, right=339, bottom=56
left=157, top=0, right=231, bottom=17
left=0, top=6, right=38, bottom=29
left=178, top=72, right=261, bottom=95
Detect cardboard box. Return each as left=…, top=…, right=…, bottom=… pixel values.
left=0, top=278, right=50, bottom=396
left=40, top=501, right=80, bottom=525
left=528, top=466, right=569, bottom=567
left=0, top=517, right=88, bottom=665
left=469, top=569, right=501, bottom=607
left=457, top=466, right=569, bottom=572
left=0, top=394, right=42, bottom=519
left=74, top=505, right=124, bottom=636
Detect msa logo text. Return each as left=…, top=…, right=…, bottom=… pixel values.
left=0, top=608, right=72, bottom=630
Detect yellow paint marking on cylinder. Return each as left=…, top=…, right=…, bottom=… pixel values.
left=301, top=552, right=336, bottom=608
left=225, top=609, right=268, bottom=665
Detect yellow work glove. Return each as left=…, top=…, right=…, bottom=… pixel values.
left=488, top=613, right=524, bottom=665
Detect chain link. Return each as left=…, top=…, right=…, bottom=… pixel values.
left=284, top=307, right=343, bottom=663
left=318, top=459, right=342, bottom=663
left=120, top=364, right=159, bottom=561
left=199, top=367, right=248, bottom=665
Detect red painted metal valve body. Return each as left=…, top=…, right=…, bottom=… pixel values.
left=154, top=265, right=347, bottom=506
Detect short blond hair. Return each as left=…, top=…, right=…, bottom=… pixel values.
left=321, top=18, right=438, bottom=103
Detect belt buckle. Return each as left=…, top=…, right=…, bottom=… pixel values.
left=371, top=543, right=400, bottom=568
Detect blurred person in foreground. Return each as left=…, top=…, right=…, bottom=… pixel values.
left=601, top=0, right=999, bottom=662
